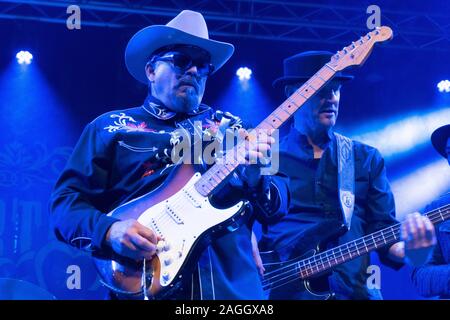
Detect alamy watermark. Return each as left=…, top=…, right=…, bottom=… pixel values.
left=366, top=264, right=381, bottom=290
left=169, top=122, right=280, bottom=175
left=66, top=5, right=81, bottom=30
left=66, top=264, right=81, bottom=289
left=366, top=5, right=381, bottom=30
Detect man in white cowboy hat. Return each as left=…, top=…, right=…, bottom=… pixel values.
left=412, top=124, right=450, bottom=299
left=256, top=51, right=436, bottom=300
left=50, top=10, right=288, bottom=299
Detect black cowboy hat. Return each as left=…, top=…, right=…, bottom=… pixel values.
left=431, top=124, right=450, bottom=158
left=272, top=51, right=354, bottom=89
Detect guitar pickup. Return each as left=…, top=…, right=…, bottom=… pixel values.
left=165, top=204, right=184, bottom=224
left=182, top=189, right=202, bottom=208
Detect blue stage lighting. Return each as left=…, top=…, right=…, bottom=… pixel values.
left=236, top=67, right=252, bottom=81
left=437, top=80, right=450, bottom=93
left=349, top=108, right=450, bottom=158
left=392, top=160, right=450, bottom=220
left=16, top=51, right=33, bottom=65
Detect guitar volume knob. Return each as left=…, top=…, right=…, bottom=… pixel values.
left=156, top=240, right=170, bottom=253
left=163, top=242, right=171, bottom=251
left=164, top=256, right=173, bottom=266
left=156, top=241, right=165, bottom=253
left=162, top=271, right=170, bottom=281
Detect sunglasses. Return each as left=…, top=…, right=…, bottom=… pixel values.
left=150, top=52, right=215, bottom=77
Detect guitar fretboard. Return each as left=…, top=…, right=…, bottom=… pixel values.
left=194, top=65, right=337, bottom=196
left=262, top=203, right=450, bottom=292
left=297, top=204, right=450, bottom=279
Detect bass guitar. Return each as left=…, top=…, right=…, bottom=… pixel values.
left=260, top=203, right=450, bottom=299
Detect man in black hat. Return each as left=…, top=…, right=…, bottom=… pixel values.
left=257, top=51, right=436, bottom=300
left=50, top=10, right=288, bottom=299
left=412, top=124, right=450, bottom=299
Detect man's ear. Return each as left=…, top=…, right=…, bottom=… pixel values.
left=145, top=63, right=155, bottom=83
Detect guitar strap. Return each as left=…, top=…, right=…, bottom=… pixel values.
left=334, top=132, right=355, bottom=230
left=191, top=247, right=215, bottom=300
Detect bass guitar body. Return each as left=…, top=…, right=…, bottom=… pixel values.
left=260, top=219, right=346, bottom=300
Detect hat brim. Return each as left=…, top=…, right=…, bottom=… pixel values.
left=272, top=74, right=354, bottom=89
left=431, top=124, right=450, bottom=158
left=125, top=25, right=234, bottom=84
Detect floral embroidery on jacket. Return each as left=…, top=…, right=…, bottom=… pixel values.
left=104, top=113, right=156, bottom=133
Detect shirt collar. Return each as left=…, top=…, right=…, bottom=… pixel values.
left=142, top=95, right=211, bottom=120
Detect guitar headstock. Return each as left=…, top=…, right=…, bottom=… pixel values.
left=328, top=26, right=393, bottom=72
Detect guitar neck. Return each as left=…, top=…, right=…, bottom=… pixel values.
left=297, top=204, right=450, bottom=279
left=194, top=65, right=337, bottom=197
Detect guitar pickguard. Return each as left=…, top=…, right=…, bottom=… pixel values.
left=94, top=165, right=248, bottom=298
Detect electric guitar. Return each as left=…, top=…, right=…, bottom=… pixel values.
left=260, top=203, right=450, bottom=300
left=93, top=26, right=394, bottom=299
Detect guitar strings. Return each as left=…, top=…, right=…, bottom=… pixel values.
left=143, top=183, right=203, bottom=257
left=262, top=203, right=449, bottom=281
left=144, top=64, right=331, bottom=239
left=261, top=204, right=449, bottom=291
left=261, top=231, right=400, bottom=291
left=262, top=231, right=408, bottom=291
left=261, top=227, right=399, bottom=281
left=262, top=208, right=449, bottom=291
left=139, top=169, right=449, bottom=293
left=149, top=75, right=313, bottom=228
left=142, top=178, right=449, bottom=292
left=262, top=219, right=443, bottom=291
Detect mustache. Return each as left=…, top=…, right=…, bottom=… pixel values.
left=177, top=76, right=200, bottom=93
left=319, top=105, right=338, bottom=113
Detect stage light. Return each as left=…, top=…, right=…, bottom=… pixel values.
left=437, top=80, right=450, bottom=93
left=236, top=67, right=252, bottom=81
left=391, top=160, right=450, bottom=220
left=216, top=66, right=270, bottom=124
left=349, top=108, right=450, bottom=158
left=16, top=51, right=33, bottom=65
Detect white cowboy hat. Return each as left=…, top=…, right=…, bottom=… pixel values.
left=125, top=10, right=235, bottom=84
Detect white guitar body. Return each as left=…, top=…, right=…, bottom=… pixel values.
left=137, top=172, right=244, bottom=288
left=93, top=164, right=247, bottom=298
